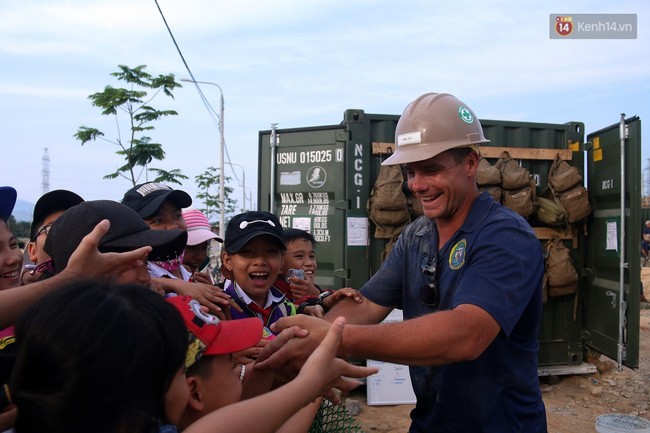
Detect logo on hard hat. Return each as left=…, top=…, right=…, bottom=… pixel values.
left=458, top=106, right=474, bottom=124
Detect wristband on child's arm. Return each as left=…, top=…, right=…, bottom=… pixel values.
left=296, top=297, right=318, bottom=314
left=315, top=290, right=333, bottom=308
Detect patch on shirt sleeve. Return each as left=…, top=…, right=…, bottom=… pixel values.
left=449, top=239, right=467, bottom=270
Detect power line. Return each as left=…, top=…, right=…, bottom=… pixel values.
left=153, top=0, right=232, bottom=163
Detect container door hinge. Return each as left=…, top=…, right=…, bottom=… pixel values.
left=335, top=200, right=350, bottom=210
left=336, top=131, right=350, bottom=143
left=334, top=269, right=350, bottom=279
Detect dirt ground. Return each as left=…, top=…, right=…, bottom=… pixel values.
left=345, top=268, right=650, bottom=432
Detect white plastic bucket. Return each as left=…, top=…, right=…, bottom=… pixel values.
left=595, top=414, right=650, bottom=433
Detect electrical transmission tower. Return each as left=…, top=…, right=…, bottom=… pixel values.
left=41, top=148, right=50, bottom=195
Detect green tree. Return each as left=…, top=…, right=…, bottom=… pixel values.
left=7, top=216, right=31, bottom=242
left=74, top=64, right=187, bottom=186
left=195, top=167, right=238, bottom=224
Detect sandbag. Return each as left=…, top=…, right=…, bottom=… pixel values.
left=548, top=153, right=583, bottom=193
left=544, top=237, right=578, bottom=297
left=502, top=185, right=534, bottom=218
left=369, top=165, right=408, bottom=211
left=546, top=153, right=591, bottom=223
left=555, top=185, right=591, bottom=224
left=498, top=152, right=531, bottom=190
left=535, top=197, right=567, bottom=227
left=479, top=185, right=501, bottom=202
left=477, top=157, right=501, bottom=186
left=371, top=211, right=410, bottom=238
left=367, top=165, right=411, bottom=234
left=367, top=163, right=411, bottom=261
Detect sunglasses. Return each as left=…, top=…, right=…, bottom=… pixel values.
left=34, top=224, right=53, bottom=241
left=419, top=254, right=440, bottom=308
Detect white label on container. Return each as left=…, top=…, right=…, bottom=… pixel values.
left=347, top=217, right=369, bottom=246
left=292, top=217, right=311, bottom=232
left=280, top=171, right=301, bottom=185
left=606, top=221, right=618, bottom=251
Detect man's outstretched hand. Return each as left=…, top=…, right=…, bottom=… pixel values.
left=63, top=219, right=151, bottom=280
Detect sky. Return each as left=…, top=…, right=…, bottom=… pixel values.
left=1, top=0, right=648, bottom=222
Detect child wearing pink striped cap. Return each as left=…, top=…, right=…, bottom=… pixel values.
left=182, top=209, right=222, bottom=283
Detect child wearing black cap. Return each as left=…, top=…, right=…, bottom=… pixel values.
left=123, top=182, right=238, bottom=318
left=222, top=211, right=295, bottom=337
left=44, top=200, right=188, bottom=287
left=122, top=182, right=193, bottom=280
left=22, top=189, right=84, bottom=284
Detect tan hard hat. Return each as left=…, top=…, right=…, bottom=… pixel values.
left=383, top=92, right=490, bottom=166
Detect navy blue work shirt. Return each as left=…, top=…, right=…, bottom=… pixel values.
left=360, top=192, right=547, bottom=433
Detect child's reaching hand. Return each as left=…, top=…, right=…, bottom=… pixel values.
left=297, top=316, right=378, bottom=404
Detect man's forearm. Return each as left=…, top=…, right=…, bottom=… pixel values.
left=338, top=305, right=500, bottom=366
left=324, top=294, right=391, bottom=325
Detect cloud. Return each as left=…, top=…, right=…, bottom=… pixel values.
left=0, top=83, right=88, bottom=99
left=1, top=0, right=649, bottom=205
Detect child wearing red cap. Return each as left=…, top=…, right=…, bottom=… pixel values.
left=4, top=281, right=377, bottom=433
left=167, top=295, right=370, bottom=432
left=167, top=295, right=262, bottom=430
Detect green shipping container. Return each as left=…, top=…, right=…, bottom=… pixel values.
left=257, top=110, right=642, bottom=369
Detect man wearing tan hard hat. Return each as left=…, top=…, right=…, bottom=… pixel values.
left=265, top=93, right=547, bottom=432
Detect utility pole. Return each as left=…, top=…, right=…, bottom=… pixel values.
left=270, top=124, right=278, bottom=213
left=219, top=94, right=225, bottom=236
left=180, top=78, right=226, bottom=237
left=226, top=162, right=246, bottom=212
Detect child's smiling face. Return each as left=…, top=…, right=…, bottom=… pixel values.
left=0, top=220, right=22, bottom=291
left=281, top=238, right=317, bottom=283
left=223, top=235, right=283, bottom=306
left=144, top=201, right=187, bottom=231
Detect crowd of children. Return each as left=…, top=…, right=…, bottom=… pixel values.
left=0, top=182, right=376, bottom=433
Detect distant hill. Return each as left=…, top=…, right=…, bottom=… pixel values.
left=12, top=200, right=34, bottom=222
